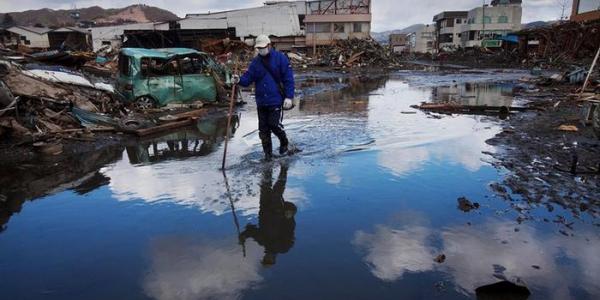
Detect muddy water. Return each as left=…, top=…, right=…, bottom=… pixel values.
left=1, top=70, right=599, bottom=300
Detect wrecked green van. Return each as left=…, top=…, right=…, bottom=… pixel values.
left=116, top=48, right=230, bottom=109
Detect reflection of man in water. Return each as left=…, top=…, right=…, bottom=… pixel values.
left=239, top=162, right=296, bottom=266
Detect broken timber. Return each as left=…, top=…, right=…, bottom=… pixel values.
left=411, top=103, right=537, bottom=115
left=134, top=109, right=209, bottom=136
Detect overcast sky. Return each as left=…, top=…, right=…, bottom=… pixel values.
left=0, top=0, right=573, bottom=32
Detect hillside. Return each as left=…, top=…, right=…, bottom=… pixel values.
left=371, top=24, right=425, bottom=44
left=0, top=4, right=178, bottom=27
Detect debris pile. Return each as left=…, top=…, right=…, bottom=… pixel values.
left=0, top=60, right=121, bottom=148
left=199, top=38, right=254, bottom=64
left=436, top=47, right=520, bottom=69
left=315, top=38, right=402, bottom=68
left=517, top=20, right=600, bottom=67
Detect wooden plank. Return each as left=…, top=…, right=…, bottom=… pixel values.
left=134, top=119, right=194, bottom=137
left=158, top=108, right=209, bottom=123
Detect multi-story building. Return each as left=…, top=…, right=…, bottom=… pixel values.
left=408, top=24, right=436, bottom=54
left=388, top=33, right=408, bottom=53
left=180, top=0, right=371, bottom=51
left=460, top=0, right=522, bottom=48
left=304, top=0, right=372, bottom=48
left=433, top=11, right=468, bottom=51
left=571, top=0, right=600, bottom=22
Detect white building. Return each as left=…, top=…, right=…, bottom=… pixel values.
left=460, top=0, right=522, bottom=48
left=408, top=24, right=436, bottom=54
left=433, top=11, right=468, bottom=51
left=182, top=0, right=372, bottom=50
left=183, top=1, right=306, bottom=39
left=90, top=22, right=169, bottom=51
left=6, top=26, right=51, bottom=48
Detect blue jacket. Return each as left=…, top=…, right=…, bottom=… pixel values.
left=239, top=49, right=294, bottom=107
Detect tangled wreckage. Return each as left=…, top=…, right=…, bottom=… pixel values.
left=0, top=47, right=237, bottom=156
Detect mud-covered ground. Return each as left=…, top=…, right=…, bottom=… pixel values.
left=487, top=82, right=600, bottom=228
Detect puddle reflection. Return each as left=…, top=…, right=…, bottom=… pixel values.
left=432, top=83, right=515, bottom=107
left=239, top=162, right=296, bottom=266
left=1, top=70, right=596, bottom=300
left=353, top=214, right=600, bottom=299
left=126, top=115, right=239, bottom=164
left=144, top=237, right=264, bottom=300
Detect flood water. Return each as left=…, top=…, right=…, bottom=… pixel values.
left=1, top=70, right=599, bottom=300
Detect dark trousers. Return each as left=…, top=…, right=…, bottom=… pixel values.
left=257, top=106, right=288, bottom=155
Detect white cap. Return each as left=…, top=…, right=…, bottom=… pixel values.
left=254, top=34, right=271, bottom=48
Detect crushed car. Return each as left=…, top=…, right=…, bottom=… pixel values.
left=116, top=48, right=232, bottom=109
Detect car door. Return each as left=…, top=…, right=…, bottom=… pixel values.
left=179, top=56, right=217, bottom=103
left=144, top=57, right=180, bottom=107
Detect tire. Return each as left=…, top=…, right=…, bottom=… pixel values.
left=593, top=104, right=600, bottom=140
left=134, top=95, right=156, bottom=110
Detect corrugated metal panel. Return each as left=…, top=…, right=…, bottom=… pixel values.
left=181, top=3, right=303, bottom=38
left=179, top=18, right=228, bottom=30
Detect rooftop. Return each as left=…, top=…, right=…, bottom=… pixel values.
left=433, top=11, right=469, bottom=22
left=8, top=26, right=52, bottom=35
left=120, top=48, right=206, bottom=59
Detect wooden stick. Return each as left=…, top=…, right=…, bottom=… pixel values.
left=221, top=84, right=237, bottom=170
left=580, top=45, right=600, bottom=98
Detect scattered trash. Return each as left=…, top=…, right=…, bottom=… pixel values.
left=557, top=125, right=579, bottom=132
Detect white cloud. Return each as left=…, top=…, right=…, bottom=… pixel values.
left=353, top=224, right=436, bottom=281
left=352, top=217, right=600, bottom=298
left=143, top=236, right=264, bottom=300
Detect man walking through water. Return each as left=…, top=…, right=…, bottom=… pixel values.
left=233, top=34, right=295, bottom=161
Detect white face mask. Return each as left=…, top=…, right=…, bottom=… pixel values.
left=258, top=48, right=269, bottom=56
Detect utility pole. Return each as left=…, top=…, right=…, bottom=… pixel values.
left=481, top=0, right=486, bottom=46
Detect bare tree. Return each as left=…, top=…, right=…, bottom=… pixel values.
left=556, top=0, right=571, bottom=21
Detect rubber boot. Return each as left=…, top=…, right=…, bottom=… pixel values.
left=260, top=133, right=273, bottom=161
left=279, top=139, right=289, bottom=155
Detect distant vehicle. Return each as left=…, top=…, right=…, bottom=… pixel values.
left=116, top=48, right=230, bottom=109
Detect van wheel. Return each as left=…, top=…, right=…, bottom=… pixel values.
left=134, top=96, right=156, bottom=110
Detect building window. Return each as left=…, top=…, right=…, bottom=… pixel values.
left=456, top=18, right=462, bottom=24
left=483, top=16, right=492, bottom=24
left=353, top=23, right=361, bottom=33
left=577, top=0, right=600, bottom=14
left=498, top=16, right=508, bottom=23
left=333, top=23, right=345, bottom=33
left=24, top=40, right=30, bottom=45
left=307, top=23, right=331, bottom=33
left=101, top=41, right=111, bottom=46
left=469, top=31, right=476, bottom=41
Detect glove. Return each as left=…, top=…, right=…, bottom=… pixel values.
left=232, top=74, right=240, bottom=85
left=283, top=98, right=294, bottom=110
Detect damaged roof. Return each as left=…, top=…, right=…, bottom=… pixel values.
left=120, top=48, right=206, bottom=59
